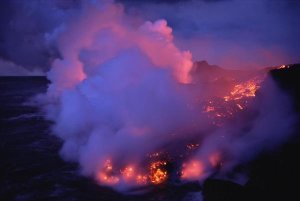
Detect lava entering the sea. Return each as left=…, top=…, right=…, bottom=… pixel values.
left=44, top=0, right=296, bottom=192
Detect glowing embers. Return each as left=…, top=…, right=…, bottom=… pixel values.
left=149, top=161, right=168, bottom=184
left=203, top=99, right=242, bottom=125
left=121, top=166, right=148, bottom=185
left=136, top=174, right=148, bottom=185
left=148, top=151, right=162, bottom=159
left=96, top=159, right=147, bottom=186
left=96, top=159, right=169, bottom=186
left=186, top=143, right=200, bottom=150
left=181, top=160, right=204, bottom=180
left=121, top=166, right=135, bottom=180
left=97, top=159, right=120, bottom=185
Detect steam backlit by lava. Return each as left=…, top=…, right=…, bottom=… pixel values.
left=43, top=0, right=296, bottom=192
left=181, top=160, right=204, bottom=181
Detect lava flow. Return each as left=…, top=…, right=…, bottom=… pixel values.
left=96, top=159, right=168, bottom=186
left=223, top=78, right=261, bottom=102
left=202, top=75, right=264, bottom=126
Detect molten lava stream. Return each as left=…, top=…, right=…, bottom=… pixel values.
left=149, top=161, right=168, bottom=185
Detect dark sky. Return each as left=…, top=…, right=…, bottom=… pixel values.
left=0, top=0, right=299, bottom=74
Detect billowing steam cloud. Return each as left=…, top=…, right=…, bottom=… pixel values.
left=121, top=0, right=300, bottom=69
left=1, top=0, right=299, bottom=73
left=43, top=0, right=295, bottom=191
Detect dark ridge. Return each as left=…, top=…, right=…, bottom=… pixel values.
left=270, top=64, right=300, bottom=112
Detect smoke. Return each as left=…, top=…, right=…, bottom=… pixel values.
left=42, top=0, right=296, bottom=192
left=192, top=77, right=295, bottom=177
left=1, top=0, right=299, bottom=72
left=0, top=0, right=79, bottom=71
left=119, top=0, right=300, bottom=69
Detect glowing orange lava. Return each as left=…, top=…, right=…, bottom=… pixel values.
left=202, top=77, right=263, bottom=124
left=96, top=159, right=170, bottom=186
left=149, top=161, right=168, bottom=184
left=224, top=79, right=261, bottom=101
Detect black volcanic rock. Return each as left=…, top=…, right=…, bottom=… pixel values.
left=191, top=60, right=260, bottom=82
left=270, top=64, right=300, bottom=112
left=203, top=179, right=244, bottom=201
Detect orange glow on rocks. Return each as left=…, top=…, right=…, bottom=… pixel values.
left=97, top=172, right=120, bottom=185
left=205, top=106, right=215, bottom=112
left=181, top=160, right=204, bottom=180
left=136, top=174, right=148, bottom=185
left=278, top=64, right=289, bottom=69
left=209, top=152, right=222, bottom=168
left=121, top=165, right=135, bottom=180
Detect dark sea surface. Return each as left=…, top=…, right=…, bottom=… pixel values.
left=0, top=77, right=201, bottom=201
